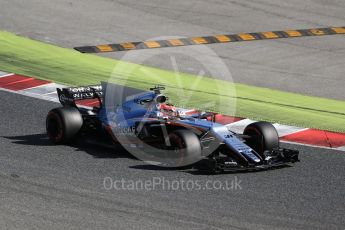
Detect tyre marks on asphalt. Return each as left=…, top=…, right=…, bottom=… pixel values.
left=0, top=71, right=344, bottom=151
left=74, top=27, right=345, bottom=53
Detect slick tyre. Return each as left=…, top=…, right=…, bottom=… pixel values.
left=167, top=130, right=202, bottom=167
left=46, top=107, right=83, bottom=144
left=243, top=121, right=279, bottom=156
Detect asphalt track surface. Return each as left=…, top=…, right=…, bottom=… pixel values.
left=0, top=0, right=345, bottom=229
left=0, top=0, right=345, bottom=100
left=0, top=90, right=345, bottom=230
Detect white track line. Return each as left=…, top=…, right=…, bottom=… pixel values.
left=226, top=120, right=306, bottom=137
left=225, top=119, right=256, bottom=134
left=22, top=82, right=66, bottom=95
left=281, top=140, right=345, bottom=151
left=0, top=72, right=14, bottom=78
left=43, top=91, right=58, bottom=95
left=0, top=87, right=59, bottom=103
left=20, top=82, right=66, bottom=101
left=272, top=123, right=307, bottom=137
left=336, top=146, right=345, bottom=151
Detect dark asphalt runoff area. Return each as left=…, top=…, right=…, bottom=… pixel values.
left=0, top=91, right=344, bottom=229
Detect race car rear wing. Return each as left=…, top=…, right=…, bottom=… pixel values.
left=57, top=85, right=103, bottom=106
left=57, top=82, right=147, bottom=108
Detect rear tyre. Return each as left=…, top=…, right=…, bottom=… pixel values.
left=243, top=121, right=279, bottom=156
left=167, top=130, right=202, bottom=167
left=46, top=107, right=83, bottom=144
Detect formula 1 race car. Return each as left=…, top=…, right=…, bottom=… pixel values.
left=46, top=82, right=299, bottom=173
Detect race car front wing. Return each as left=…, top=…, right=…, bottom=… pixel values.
left=195, top=148, right=299, bottom=173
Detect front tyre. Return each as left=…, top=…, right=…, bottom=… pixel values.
left=46, top=107, right=83, bottom=144
left=167, top=130, right=202, bottom=167
left=243, top=121, right=279, bottom=156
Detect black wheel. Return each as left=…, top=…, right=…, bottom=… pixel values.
left=46, top=107, right=83, bottom=144
left=243, top=121, right=279, bottom=156
left=167, top=130, right=202, bottom=167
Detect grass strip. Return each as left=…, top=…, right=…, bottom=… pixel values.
left=1, top=31, right=345, bottom=132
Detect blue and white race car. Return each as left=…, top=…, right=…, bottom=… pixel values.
left=46, top=83, right=299, bottom=173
